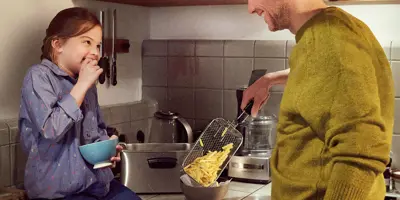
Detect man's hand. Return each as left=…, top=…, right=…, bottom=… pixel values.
left=241, top=69, right=290, bottom=117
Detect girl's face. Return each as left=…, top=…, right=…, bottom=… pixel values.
left=55, top=25, right=102, bottom=75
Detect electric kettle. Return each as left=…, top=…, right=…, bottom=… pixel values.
left=149, top=111, right=194, bottom=143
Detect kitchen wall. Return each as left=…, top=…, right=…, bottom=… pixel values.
left=140, top=40, right=295, bottom=130
left=0, top=0, right=151, bottom=189
left=0, top=0, right=149, bottom=120
left=149, top=4, right=400, bottom=41
left=142, top=39, right=400, bottom=168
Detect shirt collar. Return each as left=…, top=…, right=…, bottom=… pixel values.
left=41, top=59, right=77, bottom=83
left=41, top=59, right=70, bottom=77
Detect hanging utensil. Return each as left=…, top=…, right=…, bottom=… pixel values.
left=111, top=9, right=117, bottom=86
left=98, top=10, right=108, bottom=84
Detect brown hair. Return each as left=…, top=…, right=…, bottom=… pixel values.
left=41, top=7, right=101, bottom=61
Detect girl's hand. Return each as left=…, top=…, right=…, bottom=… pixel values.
left=110, top=135, right=122, bottom=168
left=77, top=58, right=103, bottom=89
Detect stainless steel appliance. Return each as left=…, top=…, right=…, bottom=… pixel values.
left=120, top=143, right=192, bottom=194
left=228, top=69, right=276, bottom=183
left=149, top=111, right=193, bottom=143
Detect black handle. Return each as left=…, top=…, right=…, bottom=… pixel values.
left=237, top=100, right=254, bottom=124
left=112, top=61, right=117, bottom=86
left=98, top=57, right=107, bottom=84
left=105, top=57, right=110, bottom=79
left=147, top=157, right=177, bottom=169
left=243, top=100, right=254, bottom=115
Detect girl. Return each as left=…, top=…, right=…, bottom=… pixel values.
left=18, top=7, right=141, bottom=200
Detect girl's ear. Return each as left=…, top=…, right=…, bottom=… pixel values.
left=51, top=38, right=64, bottom=54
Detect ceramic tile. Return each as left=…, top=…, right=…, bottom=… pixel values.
left=6, top=120, right=17, bottom=144
left=393, top=41, right=400, bottom=60
left=113, top=122, right=131, bottom=135
left=128, top=119, right=150, bottom=143
left=143, top=87, right=168, bottom=111
left=224, top=58, right=253, bottom=89
left=168, top=40, right=195, bottom=56
left=394, top=98, right=400, bottom=134
left=379, top=40, right=391, bottom=60
left=10, top=143, right=27, bottom=186
left=196, top=40, right=224, bottom=57
left=224, top=40, right=254, bottom=57
left=229, top=181, right=265, bottom=193
left=223, top=90, right=237, bottom=121
left=100, top=107, right=112, bottom=125
left=392, top=61, right=400, bottom=97
left=0, top=145, right=10, bottom=187
left=109, top=104, right=131, bottom=125
left=143, top=57, right=168, bottom=87
left=194, top=119, right=212, bottom=131
left=167, top=88, right=195, bottom=119
left=195, top=89, right=223, bottom=120
left=286, top=40, right=295, bottom=58
left=143, top=40, right=168, bottom=56
left=285, top=59, right=289, bottom=69
left=0, top=121, right=9, bottom=146
left=195, top=57, right=223, bottom=89
left=168, top=57, right=195, bottom=88
left=131, top=101, right=151, bottom=120
left=255, top=40, right=286, bottom=58
left=391, top=134, right=400, bottom=169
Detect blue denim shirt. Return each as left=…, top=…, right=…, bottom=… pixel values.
left=18, top=59, right=114, bottom=199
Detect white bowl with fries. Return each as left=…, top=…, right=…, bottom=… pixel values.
left=180, top=175, right=231, bottom=200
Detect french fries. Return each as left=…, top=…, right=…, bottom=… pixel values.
left=184, top=143, right=234, bottom=187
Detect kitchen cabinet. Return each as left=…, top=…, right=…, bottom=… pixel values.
left=97, top=0, right=400, bottom=7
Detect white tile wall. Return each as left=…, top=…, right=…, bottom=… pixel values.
left=167, top=88, right=195, bottom=118
left=196, top=40, right=224, bottom=57
left=195, top=89, right=223, bottom=120
left=224, top=40, right=255, bottom=57
left=195, top=57, right=224, bottom=89
left=224, top=58, right=254, bottom=89
left=255, top=40, right=286, bottom=58
left=392, top=41, right=400, bottom=60
left=168, top=57, right=195, bottom=88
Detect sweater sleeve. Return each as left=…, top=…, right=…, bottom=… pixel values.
left=298, top=38, right=392, bottom=199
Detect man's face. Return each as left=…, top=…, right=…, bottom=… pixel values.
left=248, top=0, right=290, bottom=32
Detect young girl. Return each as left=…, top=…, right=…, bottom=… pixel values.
left=18, top=7, right=141, bottom=200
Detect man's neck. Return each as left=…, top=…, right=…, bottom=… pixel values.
left=288, top=1, right=328, bottom=34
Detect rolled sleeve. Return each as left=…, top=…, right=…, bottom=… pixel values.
left=57, top=94, right=83, bottom=122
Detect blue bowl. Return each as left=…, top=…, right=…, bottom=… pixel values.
left=79, top=138, right=118, bottom=169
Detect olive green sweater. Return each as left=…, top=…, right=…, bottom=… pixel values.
left=271, top=7, right=394, bottom=200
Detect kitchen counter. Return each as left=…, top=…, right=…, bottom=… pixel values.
left=138, top=181, right=271, bottom=200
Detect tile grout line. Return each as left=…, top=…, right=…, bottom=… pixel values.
left=193, top=41, right=198, bottom=120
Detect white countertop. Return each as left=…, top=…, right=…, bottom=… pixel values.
left=138, top=182, right=400, bottom=200
left=138, top=181, right=271, bottom=200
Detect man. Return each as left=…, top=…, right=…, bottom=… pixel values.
left=241, top=0, right=394, bottom=199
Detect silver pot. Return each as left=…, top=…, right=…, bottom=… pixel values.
left=120, top=143, right=192, bottom=194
